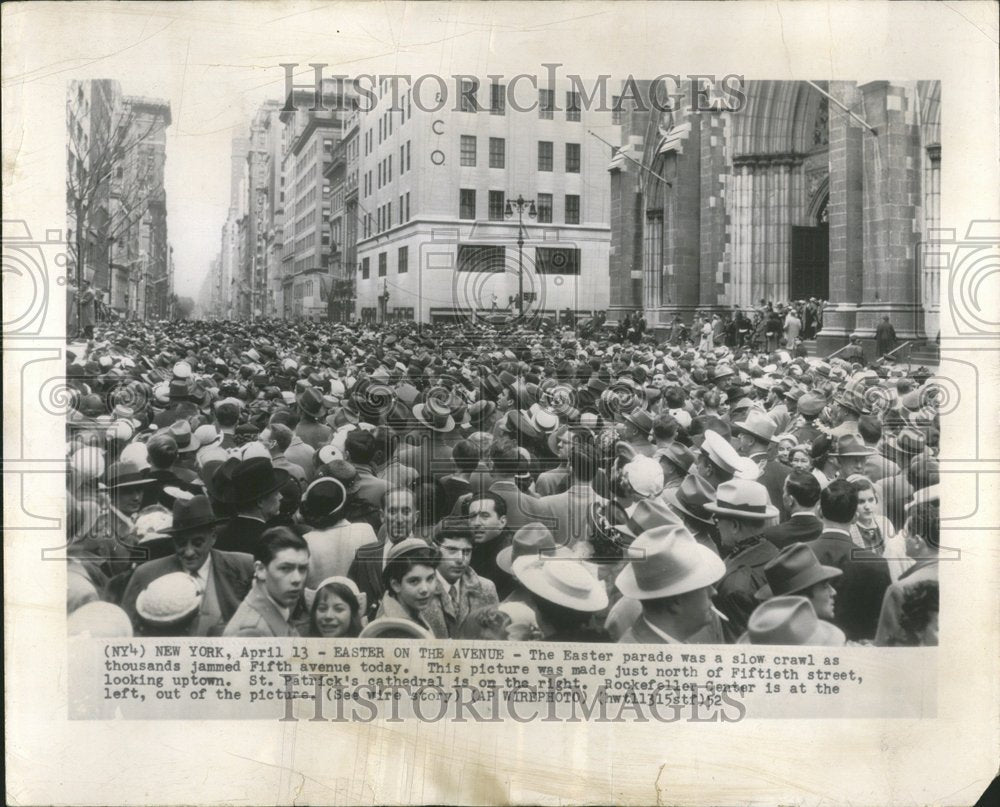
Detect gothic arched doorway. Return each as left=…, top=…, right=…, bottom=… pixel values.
left=790, top=188, right=829, bottom=301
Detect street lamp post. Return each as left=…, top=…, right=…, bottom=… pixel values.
left=504, top=195, right=536, bottom=318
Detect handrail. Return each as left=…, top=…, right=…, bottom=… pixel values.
left=884, top=340, right=913, bottom=371
left=826, top=342, right=852, bottom=360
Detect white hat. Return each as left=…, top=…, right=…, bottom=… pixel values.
left=700, top=429, right=742, bottom=476
left=615, top=524, right=726, bottom=600
left=119, top=441, right=150, bottom=470
left=733, top=456, right=762, bottom=481
left=316, top=444, right=344, bottom=466
left=738, top=596, right=845, bottom=646
left=359, top=617, right=434, bottom=639
left=512, top=555, right=609, bottom=612
left=68, top=602, right=134, bottom=638
left=135, top=573, right=202, bottom=625
left=624, top=455, right=665, bottom=498
left=705, top=478, right=778, bottom=520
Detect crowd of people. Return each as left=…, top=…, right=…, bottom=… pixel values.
left=65, top=311, right=940, bottom=647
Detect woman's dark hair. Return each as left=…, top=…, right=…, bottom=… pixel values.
left=309, top=581, right=363, bottom=638
left=454, top=606, right=511, bottom=640
left=382, top=546, right=440, bottom=592
left=892, top=579, right=939, bottom=646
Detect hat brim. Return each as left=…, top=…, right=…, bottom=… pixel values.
left=511, top=556, right=607, bottom=612
left=497, top=544, right=573, bottom=575
left=754, top=564, right=842, bottom=600
left=359, top=617, right=434, bottom=639
left=412, top=405, right=456, bottom=433
left=703, top=501, right=779, bottom=520
left=160, top=516, right=228, bottom=535
left=614, top=543, right=726, bottom=600
left=215, top=467, right=292, bottom=505
left=107, top=477, right=158, bottom=490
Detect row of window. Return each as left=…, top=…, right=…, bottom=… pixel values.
left=364, top=92, right=415, bottom=156
left=360, top=245, right=410, bottom=279
left=359, top=244, right=581, bottom=279
left=362, top=192, right=411, bottom=239
left=456, top=80, right=583, bottom=121
left=459, top=189, right=580, bottom=224
left=457, top=136, right=580, bottom=173
left=363, top=140, right=412, bottom=198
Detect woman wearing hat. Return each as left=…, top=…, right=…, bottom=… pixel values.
left=308, top=576, right=364, bottom=638
left=300, top=478, right=378, bottom=586
left=373, top=540, right=444, bottom=637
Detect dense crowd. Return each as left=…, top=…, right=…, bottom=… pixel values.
left=65, top=313, right=940, bottom=647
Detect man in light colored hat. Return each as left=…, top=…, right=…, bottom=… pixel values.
left=739, top=596, right=845, bottom=646
left=121, top=494, right=253, bottom=636
left=696, top=429, right=743, bottom=490
left=733, top=409, right=791, bottom=519
left=614, top=524, right=727, bottom=644
left=510, top=552, right=608, bottom=641
left=704, top=478, right=780, bottom=640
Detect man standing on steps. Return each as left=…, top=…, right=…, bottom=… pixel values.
left=876, top=315, right=897, bottom=358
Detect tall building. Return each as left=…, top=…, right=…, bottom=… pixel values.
left=245, top=101, right=284, bottom=317
left=324, top=105, right=360, bottom=321
left=354, top=76, right=620, bottom=323
left=278, top=79, right=353, bottom=320
left=220, top=135, right=249, bottom=316
left=608, top=79, right=941, bottom=354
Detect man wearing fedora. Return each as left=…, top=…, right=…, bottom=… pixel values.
left=754, top=542, right=841, bottom=621
left=791, top=393, right=825, bottom=447
left=617, top=408, right=655, bottom=459
left=82, top=459, right=158, bottom=577
left=806, top=480, right=891, bottom=641
left=705, top=478, right=781, bottom=641
left=295, top=387, right=333, bottom=450
left=213, top=457, right=289, bottom=557
left=120, top=495, right=254, bottom=636
left=663, top=474, right=721, bottom=556
left=615, top=524, right=727, bottom=644
left=654, top=442, right=693, bottom=493
left=761, top=471, right=824, bottom=549
left=732, top=410, right=790, bottom=520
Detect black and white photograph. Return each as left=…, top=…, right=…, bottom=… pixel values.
left=4, top=2, right=998, bottom=805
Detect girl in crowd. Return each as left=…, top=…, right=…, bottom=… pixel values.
left=309, top=576, right=364, bottom=638
left=773, top=434, right=798, bottom=466
left=847, top=474, right=909, bottom=581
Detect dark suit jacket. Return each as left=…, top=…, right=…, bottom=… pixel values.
left=807, top=529, right=891, bottom=641
left=215, top=515, right=269, bottom=557
left=757, top=458, right=792, bottom=520
left=715, top=537, right=779, bottom=641
left=120, top=549, right=254, bottom=634
left=348, top=540, right=388, bottom=623
left=762, top=513, right=824, bottom=550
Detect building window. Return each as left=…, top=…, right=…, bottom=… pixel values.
left=565, top=194, right=580, bottom=224
left=489, top=137, right=505, bottom=168
left=387, top=201, right=392, bottom=227
left=387, top=155, right=392, bottom=181
left=406, top=140, right=411, bottom=171
left=399, top=195, right=404, bottom=224
left=488, top=190, right=505, bottom=221
left=537, top=193, right=553, bottom=224
left=566, top=143, right=581, bottom=173
left=460, top=135, right=477, bottom=166
left=460, top=78, right=479, bottom=112
left=539, top=88, right=555, bottom=119
left=611, top=94, right=623, bottom=125
left=459, top=189, right=476, bottom=220
left=400, top=144, right=405, bottom=172
left=458, top=244, right=505, bottom=272
left=405, top=192, right=410, bottom=221
left=398, top=245, right=409, bottom=274
left=490, top=82, right=505, bottom=115
left=378, top=252, right=387, bottom=276
left=538, top=141, right=553, bottom=171
left=566, top=91, right=581, bottom=121
left=361, top=257, right=370, bottom=279
left=535, top=246, right=581, bottom=275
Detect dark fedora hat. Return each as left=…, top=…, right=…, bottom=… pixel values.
left=412, top=398, right=456, bottom=433
left=656, top=443, right=695, bottom=476
left=622, top=408, right=654, bottom=434
left=664, top=474, right=716, bottom=525
left=105, top=460, right=156, bottom=490
left=215, top=457, right=290, bottom=505
left=467, top=400, right=497, bottom=431
left=296, top=386, right=326, bottom=418
left=755, top=542, right=842, bottom=600
left=161, top=494, right=226, bottom=535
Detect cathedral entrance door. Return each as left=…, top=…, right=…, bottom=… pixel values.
left=790, top=224, right=829, bottom=301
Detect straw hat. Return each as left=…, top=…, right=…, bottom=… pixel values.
left=704, top=478, right=779, bottom=520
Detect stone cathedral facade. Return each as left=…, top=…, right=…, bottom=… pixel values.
left=608, top=79, right=941, bottom=354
